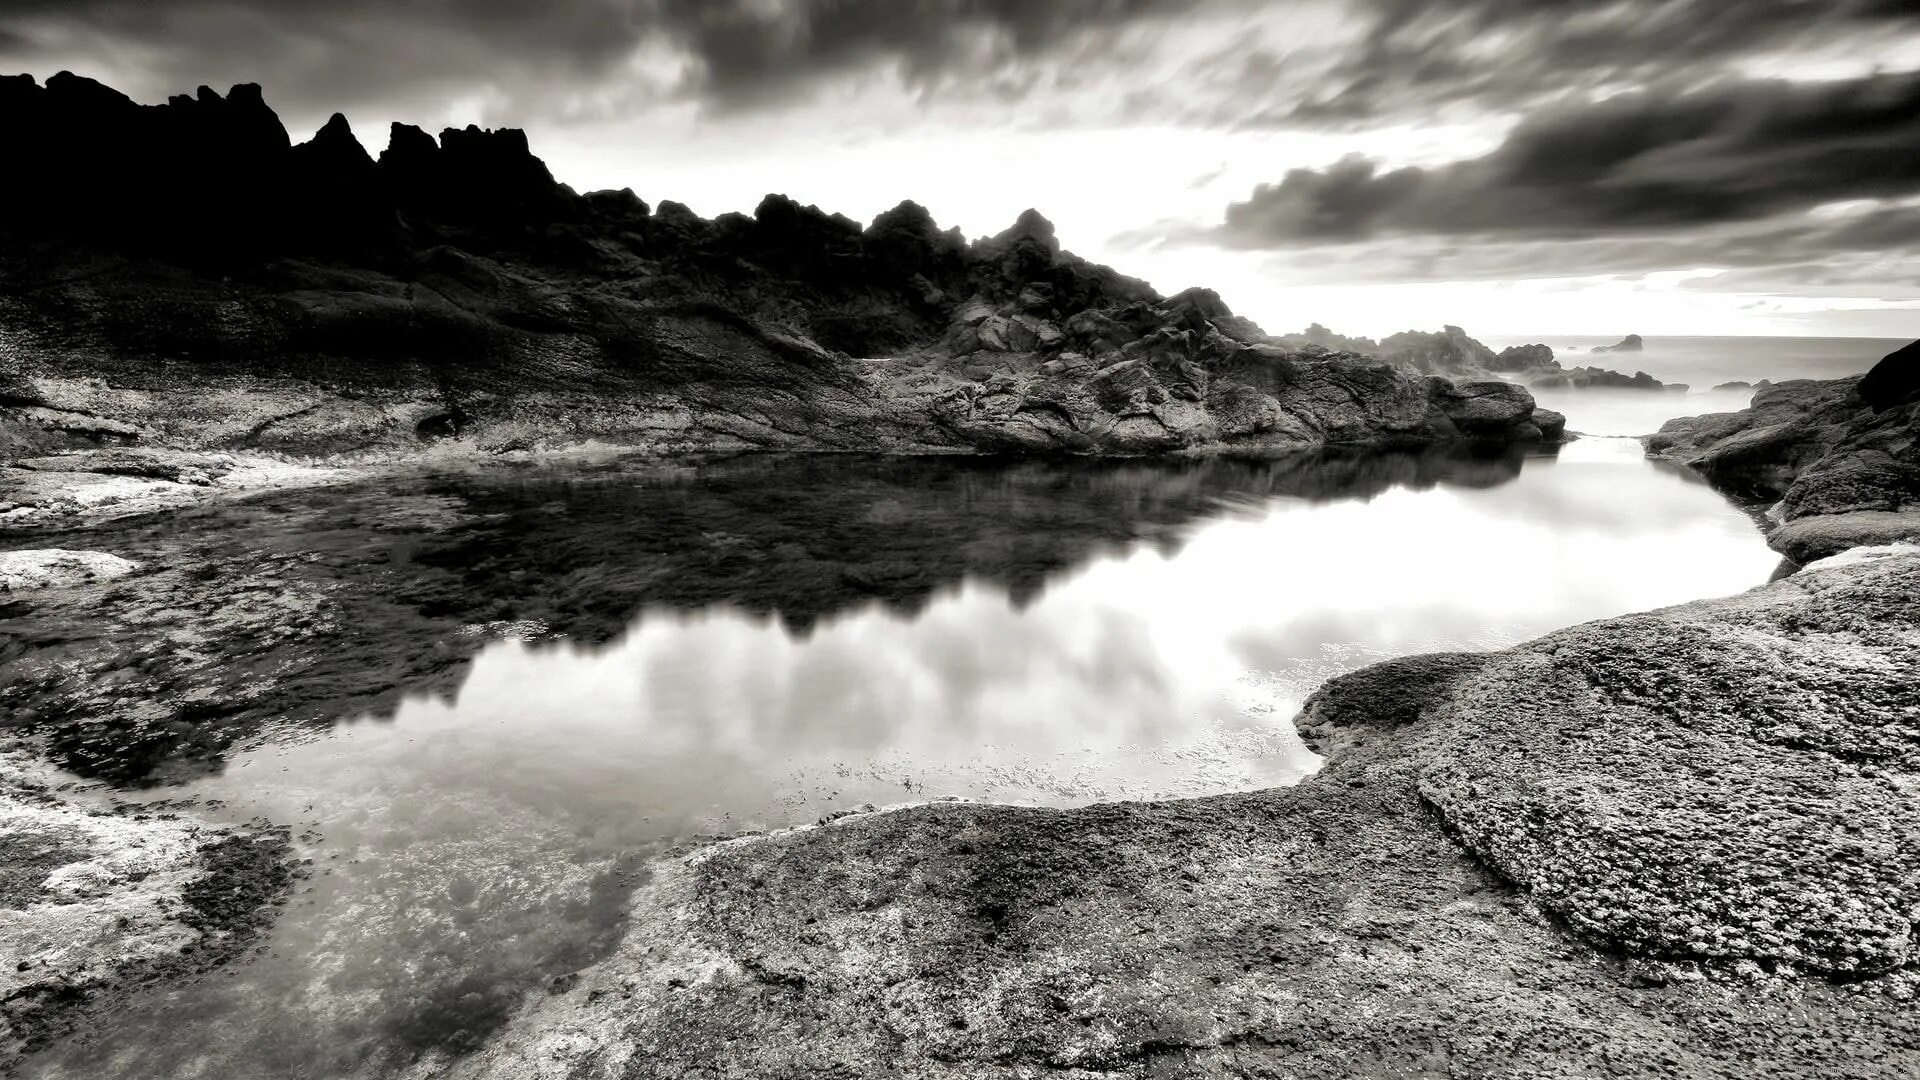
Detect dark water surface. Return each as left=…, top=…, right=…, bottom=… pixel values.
left=19, top=438, right=1781, bottom=1079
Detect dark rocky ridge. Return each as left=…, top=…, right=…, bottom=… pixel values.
left=1280, top=323, right=1680, bottom=391
left=1647, top=340, right=1920, bottom=562
left=0, top=73, right=1563, bottom=463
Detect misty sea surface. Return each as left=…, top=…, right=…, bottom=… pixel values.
left=22, top=336, right=1890, bottom=1078
left=1483, top=333, right=1905, bottom=437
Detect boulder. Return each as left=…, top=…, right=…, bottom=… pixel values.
left=1491, top=343, right=1557, bottom=374
left=1859, top=339, right=1920, bottom=413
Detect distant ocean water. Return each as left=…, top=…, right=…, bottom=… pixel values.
left=1477, top=334, right=1908, bottom=437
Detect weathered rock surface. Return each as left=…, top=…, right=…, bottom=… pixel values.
left=435, top=548, right=1920, bottom=1080
left=1, top=448, right=346, bottom=531
left=0, top=74, right=1561, bottom=471
left=1648, top=341, right=1920, bottom=559
left=0, top=750, right=292, bottom=1071
left=0, top=549, right=139, bottom=590
left=1769, top=512, right=1920, bottom=564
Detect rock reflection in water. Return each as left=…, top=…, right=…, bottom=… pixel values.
left=8, top=442, right=1536, bottom=786
left=17, top=439, right=1784, bottom=1080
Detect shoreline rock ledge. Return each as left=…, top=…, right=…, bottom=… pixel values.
left=1648, top=338, right=1920, bottom=563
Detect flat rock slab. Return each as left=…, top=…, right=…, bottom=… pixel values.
left=0, top=549, right=139, bottom=590
left=1770, top=510, right=1920, bottom=564
left=0, top=450, right=348, bottom=533
left=436, top=551, right=1920, bottom=1079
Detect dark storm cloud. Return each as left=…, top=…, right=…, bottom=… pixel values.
left=0, top=0, right=1205, bottom=123
left=1237, top=202, right=1920, bottom=291
left=1215, top=72, right=1920, bottom=245
left=2, top=0, right=1915, bottom=130
left=1264, top=0, right=1920, bottom=125
left=651, top=0, right=1196, bottom=106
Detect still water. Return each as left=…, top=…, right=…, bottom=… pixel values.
left=28, top=434, right=1784, bottom=1077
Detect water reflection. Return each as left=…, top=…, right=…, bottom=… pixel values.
left=24, top=438, right=1782, bottom=1080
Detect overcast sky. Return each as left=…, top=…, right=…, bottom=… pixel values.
left=5, top=0, right=1920, bottom=338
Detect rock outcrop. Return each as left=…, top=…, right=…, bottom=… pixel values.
left=1648, top=340, right=1920, bottom=562
left=1308, top=326, right=1676, bottom=391
left=438, top=546, right=1920, bottom=1080
left=1532, top=365, right=1681, bottom=392
left=1593, top=333, right=1645, bottom=353
left=0, top=73, right=1563, bottom=463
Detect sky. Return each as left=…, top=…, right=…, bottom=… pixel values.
left=4, top=0, right=1920, bottom=339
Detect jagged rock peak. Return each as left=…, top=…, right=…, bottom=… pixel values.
left=868, top=199, right=939, bottom=238
left=299, top=113, right=372, bottom=163
left=1165, top=286, right=1233, bottom=319
left=1006, top=207, right=1059, bottom=247
left=381, top=121, right=438, bottom=163
left=313, top=111, right=353, bottom=141
left=440, top=122, right=533, bottom=157
left=753, top=193, right=860, bottom=234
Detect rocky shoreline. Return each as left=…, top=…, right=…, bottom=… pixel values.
left=2, top=68, right=1917, bottom=1079
left=428, top=343, right=1920, bottom=1078
left=1648, top=341, right=1920, bottom=563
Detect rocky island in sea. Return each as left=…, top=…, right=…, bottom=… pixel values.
left=1, top=66, right=1918, bottom=1080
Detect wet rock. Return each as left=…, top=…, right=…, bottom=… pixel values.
left=1769, top=511, right=1920, bottom=564
left=0, top=750, right=293, bottom=1070
left=1532, top=366, right=1671, bottom=391
left=1646, top=378, right=1870, bottom=503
